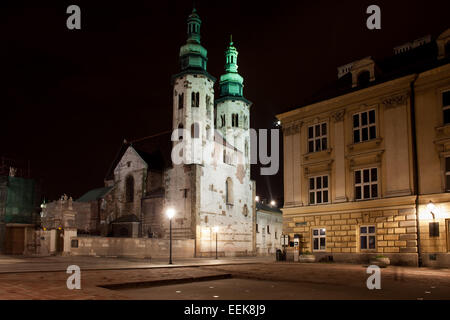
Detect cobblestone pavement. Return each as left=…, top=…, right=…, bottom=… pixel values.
left=0, top=258, right=448, bottom=300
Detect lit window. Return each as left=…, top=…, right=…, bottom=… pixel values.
left=309, top=175, right=329, bottom=205
left=443, top=91, right=450, bottom=124
left=308, top=122, right=327, bottom=153
left=355, top=168, right=378, bottom=200
left=353, top=110, right=376, bottom=143
left=360, top=225, right=376, bottom=250
left=312, top=228, right=326, bottom=251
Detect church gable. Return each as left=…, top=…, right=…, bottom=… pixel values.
left=114, top=146, right=148, bottom=176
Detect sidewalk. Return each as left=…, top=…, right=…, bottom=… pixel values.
left=0, top=255, right=273, bottom=274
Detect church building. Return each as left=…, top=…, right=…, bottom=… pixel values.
left=74, top=8, right=256, bottom=257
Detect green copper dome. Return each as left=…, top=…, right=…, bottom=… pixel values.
left=179, top=8, right=208, bottom=71
left=219, top=36, right=244, bottom=97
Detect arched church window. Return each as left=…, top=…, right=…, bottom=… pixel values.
left=221, top=115, right=226, bottom=127
left=357, top=71, right=370, bottom=87
left=178, top=123, right=184, bottom=141
left=178, top=93, right=184, bottom=109
left=206, top=95, right=211, bottom=117
left=242, top=204, right=248, bottom=217
left=191, top=92, right=200, bottom=108
left=232, top=114, right=239, bottom=127
left=226, top=177, right=233, bottom=204
left=191, top=122, right=200, bottom=139
left=125, top=175, right=134, bottom=203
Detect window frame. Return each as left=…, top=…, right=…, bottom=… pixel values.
left=307, top=122, right=328, bottom=153
left=354, top=167, right=379, bottom=201
left=352, top=109, right=376, bottom=143
left=443, top=90, right=450, bottom=125
left=360, top=225, right=376, bottom=251
left=312, top=228, right=326, bottom=252
left=445, top=157, right=450, bottom=192
left=308, top=175, right=330, bottom=205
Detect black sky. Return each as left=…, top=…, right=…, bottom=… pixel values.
left=1, top=0, right=449, bottom=202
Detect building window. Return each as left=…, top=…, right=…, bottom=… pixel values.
left=267, top=225, right=270, bottom=234
left=355, top=168, right=378, bottom=200
left=445, top=157, right=450, bottom=192
left=256, top=223, right=259, bottom=233
left=357, top=70, right=370, bottom=87
left=360, top=225, right=376, bottom=250
left=308, top=123, right=327, bottom=153
left=429, top=222, right=440, bottom=237
left=242, top=204, right=249, bottom=217
left=312, top=228, right=326, bottom=251
left=191, top=92, right=199, bottom=108
left=125, top=175, right=134, bottom=203
left=443, top=91, right=450, bottom=124
left=178, top=93, right=184, bottom=109
left=232, top=114, right=239, bottom=127
left=206, top=95, right=211, bottom=117
left=353, top=110, right=376, bottom=143
left=226, top=177, right=233, bottom=204
left=191, top=123, right=200, bottom=139
left=309, top=175, right=329, bottom=205
left=275, top=231, right=278, bottom=239
left=221, top=114, right=226, bottom=127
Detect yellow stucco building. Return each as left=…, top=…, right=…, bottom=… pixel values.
left=277, top=29, right=450, bottom=267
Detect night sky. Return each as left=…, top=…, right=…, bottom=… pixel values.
left=1, top=0, right=449, bottom=203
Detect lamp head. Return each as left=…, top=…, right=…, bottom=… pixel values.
left=213, top=226, right=219, bottom=233
left=166, top=208, right=175, bottom=219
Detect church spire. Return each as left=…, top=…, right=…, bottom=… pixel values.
left=187, top=7, right=201, bottom=44
left=178, top=7, right=208, bottom=72
left=219, top=36, right=244, bottom=98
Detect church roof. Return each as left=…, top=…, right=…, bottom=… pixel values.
left=284, top=31, right=450, bottom=113
left=105, top=131, right=173, bottom=181
left=76, top=186, right=113, bottom=202
left=256, top=202, right=282, bottom=214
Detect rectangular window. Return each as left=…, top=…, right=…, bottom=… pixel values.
left=445, top=157, right=450, bottom=192
left=360, top=225, right=376, bottom=250
left=312, top=228, right=326, bottom=251
left=353, top=110, right=376, bottom=143
left=308, top=122, right=327, bottom=153
left=256, top=224, right=259, bottom=233
left=275, top=231, right=278, bottom=239
left=355, top=168, right=378, bottom=200
left=443, top=91, right=450, bottom=124
left=267, top=225, right=270, bottom=234
left=429, top=222, right=440, bottom=237
left=309, top=175, right=329, bottom=205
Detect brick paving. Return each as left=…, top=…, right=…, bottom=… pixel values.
left=0, top=259, right=448, bottom=300
left=0, top=267, right=231, bottom=300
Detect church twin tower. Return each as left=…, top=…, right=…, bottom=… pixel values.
left=171, top=8, right=251, bottom=163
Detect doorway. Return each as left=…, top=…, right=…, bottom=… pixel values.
left=56, top=228, right=64, bottom=253
left=5, top=227, right=25, bottom=255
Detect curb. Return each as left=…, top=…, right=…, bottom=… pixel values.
left=100, top=273, right=233, bottom=290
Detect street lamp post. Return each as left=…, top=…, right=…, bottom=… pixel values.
left=213, top=226, right=219, bottom=259
left=166, top=208, right=175, bottom=265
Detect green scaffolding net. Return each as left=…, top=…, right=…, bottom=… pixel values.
left=4, top=176, right=35, bottom=224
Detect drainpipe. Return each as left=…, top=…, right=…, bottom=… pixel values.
left=410, top=74, right=422, bottom=267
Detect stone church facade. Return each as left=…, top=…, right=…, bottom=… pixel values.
left=76, top=8, right=256, bottom=257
